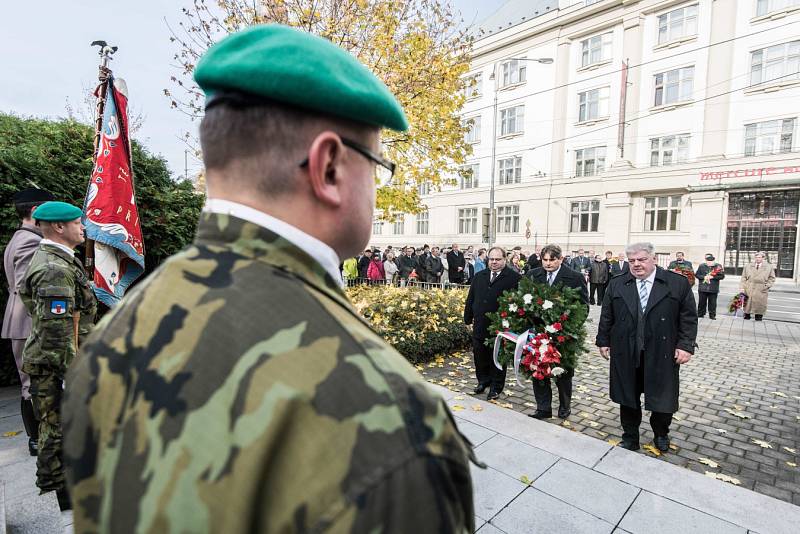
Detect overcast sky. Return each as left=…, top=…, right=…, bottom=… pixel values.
left=0, top=0, right=506, bottom=180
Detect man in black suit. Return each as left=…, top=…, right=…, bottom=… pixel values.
left=526, top=244, right=589, bottom=419
left=357, top=249, right=372, bottom=280
left=610, top=251, right=630, bottom=278
left=397, top=246, right=416, bottom=283
left=423, top=246, right=444, bottom=283
left=597, top=242, right=697, bottom=452
left=571, top=248, right=591, bottom=275
left=464, top=247, right=521, bottom=400
left=447, top=243, right=466, bottom=284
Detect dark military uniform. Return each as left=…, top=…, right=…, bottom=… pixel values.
left=20, top=242, right=97, bottom=494
left=64, top=214, right=475, bottom=533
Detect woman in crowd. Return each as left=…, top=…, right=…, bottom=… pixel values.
left=367, top=252, right=385, bottom=285
left=740, top=251, right=776, bottom=321
left=384, top=251, right=399, bottom=285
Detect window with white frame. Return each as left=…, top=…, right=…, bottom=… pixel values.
left=650, top=134, right=690, bottom=166
left=416, top=211, right=429, bottom=234
left=585, top=0, right=602, bottom=5
left=499, top=105, right=524, bottom=136
left=465, top=73, right=483, bottom=99
left=498, top=156, right=522, bottom=185
left=372, top=221, right=383, bottom=235
left=744, top=118, right=795, bottom=156
left=497, top=205, right=520, bottom=233
left=757, top=0, right=800, bottom=17
left=500, top=59, right=526, bottom=87
left=581, top=33, right=613, bottom=67
left=570, top=200, right=600, bottom=232
left=460, top=164, right=479, bottom=189
left=393, top=218, right=405, bottom=235
left=644, top=196, right=681, bottom=231
left=464, top=116, right=481, bottom=143
left=458, top=208, right=478, bottom=234
left=657, top=4, right=698, bottom=45
left=575, top=146, right=606, bottom=177
left=418, top=182, right=431, bottom=196
left=749, top=40, right=800, bottom=86
left=578, top=87, right=610, bottom=122
left=654, top=66, right=694, bottom=106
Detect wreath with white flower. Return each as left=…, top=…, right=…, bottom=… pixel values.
left=486, top=277, right=589, bottom=382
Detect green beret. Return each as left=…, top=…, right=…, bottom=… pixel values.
left=32, top=201, right=83, bottom=222
left=194, top=24, right=408, bottom=132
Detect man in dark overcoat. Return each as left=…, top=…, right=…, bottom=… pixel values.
left=447, top=243, right=466, bottom=284
left=464, top=246, right=520, bottom=400
left=597, top=242, right=697, bottom=452
left=527, top=244, right=588, bottom=419
left=423, top=246, right=444, bottom=283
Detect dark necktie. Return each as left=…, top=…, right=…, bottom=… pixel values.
left=490, top=272, right=497, bottom=284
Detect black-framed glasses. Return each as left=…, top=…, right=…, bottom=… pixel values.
left=299, top=137, right=396, bottom=186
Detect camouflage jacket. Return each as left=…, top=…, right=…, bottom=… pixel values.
left=64, top=212, right=476, bottom=534
left=20, top=243, right=97, bottom=371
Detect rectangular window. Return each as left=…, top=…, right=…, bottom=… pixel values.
left=460, top=164, right=479, bottom=189
left=372, top=221, right=383, bottom=235
left=393, top=219, right=405, bottom=235
left=499, top=105, right=525, bottom=136
left=578, top=87, right=610, bottom=122
left=458, top=208, right=478, bottom=234
left=744, top=118, right=795, bottom=156
left=464, top=116, right=481, bottom=144
left=749, top=40, right=800, bottom=86
left=465, top=73, right=483, bottom=99
left=418, top=182, right=431, bottom=196
left=644, top=196, right=682, bottom=231
left=416, top=211, right=429, bottom=235
left=650, top=134, right=690, bottom=166
left=498, top=156, right=522, bottom=185
left=569, top=200, right=600, bottom=232
left=581, top=33, right=613, bottom=67
left=757, top=0, right=800, bottom=17
left=657, top=4, right=699, bottom=45
left=496, top=205, right=520, bottom=234
left=654, top=66, right=694, bottom=106
left=575, top=146, right=606, bottom=177
left=501, top=59, right=526, bottom=87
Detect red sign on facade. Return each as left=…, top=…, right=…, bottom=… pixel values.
left=699, top=166, right=800, bottom=181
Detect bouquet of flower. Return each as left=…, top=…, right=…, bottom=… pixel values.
left=670, top=264, right=696, bottom=286
left=486, top=277, right=589, bottom=383
left=728, top=292, right=747, bottom=315
left=703, top=265, right=723, bottom=285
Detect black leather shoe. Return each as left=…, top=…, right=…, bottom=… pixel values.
left=473, top=384, right=488, bottom=394
left=486, top=391, right=500, bottom=401
left=744, top=313, right=751, bottom=320
left=618, top=439, right=640, bottom=451
left=28, top=438, right=38, bottom=457
left=709, top=316, right=716, bottom=320
left=528, top=411, right=552, bottom=420
left=558, top=408, right=571, bottom=419
left=755, top=315, right=763, bottom=321
left=56, top=489, right=72, bottom=511
left=654, top=435, right=670, bottom=452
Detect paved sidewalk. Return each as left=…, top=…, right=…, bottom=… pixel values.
left=424, top=306, right=800, bottom=506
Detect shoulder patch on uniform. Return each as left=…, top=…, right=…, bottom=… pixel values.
left=50, top=300, right=68, bottom=315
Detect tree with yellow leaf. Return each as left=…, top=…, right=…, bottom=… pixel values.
left=167, top=0, right=473, bottom=217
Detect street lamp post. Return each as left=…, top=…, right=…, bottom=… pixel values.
left=487, top=56, right=553, bottom=248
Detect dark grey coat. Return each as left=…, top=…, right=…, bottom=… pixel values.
left=596, top=268, right=698, bottom=413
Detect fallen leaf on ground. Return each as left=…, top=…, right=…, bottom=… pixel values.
left=519, top=475, right=533, bottom=485
left=454, top=396, right=465, bottom=400
left=705, top=472, right=741, bottom=485
left=596, top=430, right=608, bottom=438
left=451, top=405, right=465, bottom=411
left=698, top=458, right=719, bottom=468
left=472, top=405, right=483, bottom=412
left=608, top=438, right=620, bottom=446
left=669, top=444, right=678, bottom=451
left=2, top=431, right=21, bottom=438
left=769, top=405, right=778, bottom=409
left=498, top=402, right=513, bottom=409
left=505, top=391, right=515, bottom=396
left=642, top=444, right=662, bottom=457
left=578, top=412, right=592, bottom=418
left=415, top=365, right=424, bottom=371
left=733, top=404, right=744, bottom=410
left=524, top=402, right=535, bottom=407
left=782, top=447, right=796, bottom=454
left=787, top=462, right=797, bottom=468
left=587, top=421, right=599, bottom=428
left=752, top=439, right=773, bottom=449
left=772, top=391, right=787, bottom=398
left=724, top=408, right=751, bottom=419
left=716, top=429, right=728, bottom=434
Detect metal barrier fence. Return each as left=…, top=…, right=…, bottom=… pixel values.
left=344, top=277, right=470, bottom=290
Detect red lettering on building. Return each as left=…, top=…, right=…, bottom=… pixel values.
left=698, top=166, right=800, bottom=181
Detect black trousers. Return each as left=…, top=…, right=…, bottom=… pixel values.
left=697, top=291, right=718, bottom=318
left=619, top=360, right=673, bottom=441
left=589, top=283, right=606, bottom=305
left=532, top=368, right=574, bottom=413
left=473, top=337, right=506, bottom=393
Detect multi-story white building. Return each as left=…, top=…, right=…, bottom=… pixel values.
left=371, top=0, right=800, bottom=280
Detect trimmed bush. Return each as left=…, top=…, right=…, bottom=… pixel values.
left=346, top=285, right=471, bottom=364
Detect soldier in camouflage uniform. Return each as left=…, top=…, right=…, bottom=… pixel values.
left=63, top=24, right=477, bottom=533
left=20, top=201, right=97, bottom=510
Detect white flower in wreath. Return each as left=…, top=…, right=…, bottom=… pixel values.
left=545, top=324, right=557, bottom=334
left=508, top=303, right=519, bottom=313
left=539, top=336, right=549, bottom=346
left=551, top=366, right=565, bottom=377
left=542, top=300, right=554, bottom=310
left=523, top=293, right=533, bottom=305
left=502, top=319, right=510, bottom=329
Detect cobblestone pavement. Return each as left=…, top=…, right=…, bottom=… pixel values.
left=422, top=306, right=800, bottom=506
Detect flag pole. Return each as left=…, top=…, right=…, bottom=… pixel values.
left=85, top=41, right=118, bottom=271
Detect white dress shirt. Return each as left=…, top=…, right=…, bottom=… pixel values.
left=546, top=266, right=561, bottom=286
left=203, top=199, right=343, bottom=287
left=637, top=268, right=657, bottom=308
left=40, top=239, right=75, bottom=257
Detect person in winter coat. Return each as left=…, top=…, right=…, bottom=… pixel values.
left=695, top=254, right=725, bottom=320
left=357, top=249, right=372, bottom=281
left=383, top=251, right=399, bottom=284
left=423, top=247, right=444, bottom=283
left=596, top=242, right=697, bottom=453
left=342, top=257, right=359, bottom=282
left=366, top=254, right=385, bottom=283
left=589, top=255, right=609, bottom=305
left=739, top=252, right=775, bottom=320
